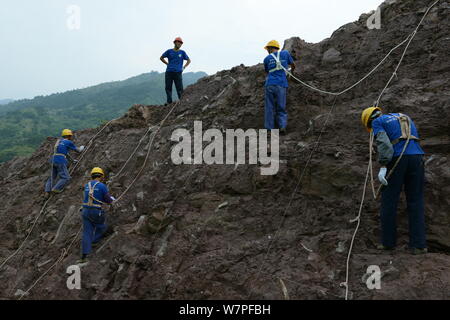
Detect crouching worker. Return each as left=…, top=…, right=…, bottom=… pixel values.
left=361, top=107, right=427, bottom=255
left=78, top=167, right=116, bottom=264
left=45, top=129, right=85, bottom=196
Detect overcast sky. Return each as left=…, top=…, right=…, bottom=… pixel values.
left=0, top=0, right=383, bottom=100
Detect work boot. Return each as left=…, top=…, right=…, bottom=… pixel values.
left=43, top=192, right=52, bottom=200
left=377, top=244, right=395, bottom=251
left=51, top=190, right=63, bottom=195
left=280, top=128, right=287, bottom=136
left=411, top=248, right=428, bottom=255
left=76, top=255, right=88, bottom=264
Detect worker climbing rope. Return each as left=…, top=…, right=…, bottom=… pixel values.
left=263, top=40, right=296, bottom=135
left=361, top=107, right=428, bottom=255
left=44, top=129, right=85, bottom=198
left=78, top=167, right=116, bottom=264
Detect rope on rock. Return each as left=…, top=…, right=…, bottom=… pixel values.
left=282, top=0, right=440, bottom=100
left=15, top=101, right=182, bottom=298
left=283, top=36, right=412, bottom=96
left=0, top=117, right=117, bottom=272
left=0, top=197, right=53, bottom=271
left=247, top=94, right=342, bottom=299
left=112, top=125, right=157, bottom=179
left=114, top=101, right=180, bottom=203
left=18, top=226, right=82, bottom=300
left=342, top=0, right=440, bottom=300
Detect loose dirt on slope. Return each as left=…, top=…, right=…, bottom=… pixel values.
left=0, top=0, right=449, bottom=300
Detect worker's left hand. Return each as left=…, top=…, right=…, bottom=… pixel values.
left=79, top=146, right=85, bottom=152
left=378, top=167, right=388, bottom=186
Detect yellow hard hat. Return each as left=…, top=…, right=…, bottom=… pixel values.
left=61, top=129, right=73, bottom=137
left=264, top=40, right=281, bottom=50
left=91, top=167, right=105, bottom=176
left=361, top=107, right=382, bottom=132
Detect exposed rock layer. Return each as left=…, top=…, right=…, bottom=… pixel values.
left=0, top=0, right=449, bottom=300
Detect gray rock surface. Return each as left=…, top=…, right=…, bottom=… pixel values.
left=0, top=0, right=449, bottom=300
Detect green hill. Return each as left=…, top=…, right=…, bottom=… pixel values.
left=0, top=71, right=207, bottom=162
left=0, top=99, right=14, bottom=105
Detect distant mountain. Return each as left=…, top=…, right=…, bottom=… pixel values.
left=0, top=71, right=207, bottom=162
left=0, top=99, right=14, bottom=105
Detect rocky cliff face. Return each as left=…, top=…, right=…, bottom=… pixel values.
left=0, top=0, right=449, bottom=300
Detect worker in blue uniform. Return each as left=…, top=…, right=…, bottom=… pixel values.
left=78, top=167, right=115, bottom=264
left=160, top=37, right=191, bottom=105
left=263, top=40, right=296, bottom=135
left=45, top=129, right=85, bottom=196
left=361, top=107, right=427, bottom=255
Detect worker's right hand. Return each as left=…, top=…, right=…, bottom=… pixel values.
left=78, top=146, right=85, bottom=152
left=378, top=167, right=388, bottom=186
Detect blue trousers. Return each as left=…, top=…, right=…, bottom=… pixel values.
left=165, top=72, right=183, bottom=104
left=45, top=162, right=71, bottom=192
left=265, top=85, right=287, bottom=130
left=82, top=208, right=107, bottom=255
left=381, top=155, right=427, bottom=249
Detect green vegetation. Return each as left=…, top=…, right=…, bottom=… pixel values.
left=0, top=71, right=207, bottom=162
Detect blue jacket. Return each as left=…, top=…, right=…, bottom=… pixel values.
left=51, top=139, right=79, bottom=165
left=372, top=113, right=425, bottom=158
left=264, top=50, right=294, bottom=88
left=83, top=181, right=114, bottom=209
left=162, top=49, right=190, bottom=73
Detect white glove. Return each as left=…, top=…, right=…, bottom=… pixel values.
left=378, top=167, right=388, bottom=186
left=111, top=196, right=117, bottom=201
left=78, top=146, right=85, bottom=152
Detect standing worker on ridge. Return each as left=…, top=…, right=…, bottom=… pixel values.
left=263, top=40, right=296, bottom=135
left=45, top=129, right=85, bottom=196
left=160, top=37, right=191, bottom=105
left=361, top=107, right=428, bottom=255
left=78, top=167, right=116, bottom=264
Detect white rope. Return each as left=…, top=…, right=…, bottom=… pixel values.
left=112, top=126, right=156, bottom=179
left=70, top=117, right=119, bottom=174
left=0, top=118, right=117, bottom=273
left=283, top=36, right=412, bottom=96
left=376, top=0, right=441, bottom=107
left=247, top=94, right=341, bottom=299
left=19, top=226, right=82, bottom=300
left=342, top=134, right=372, bottom=300
left=342, top=0, right=440, bottom=300
left=282, top=0, right=440, bottom=98
left=0, top=197, right=53, bottom=271
left=114, top=101, right=180, bottom=203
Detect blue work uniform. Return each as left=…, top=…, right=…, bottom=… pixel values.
left=263, top=50, right=294, bottom=130
left=162, top=49, right=190, bottom=104
left=81, top=181, right=114, bottom=255
left=45, top=139, right=78, bottom=192
left=372, top=114, right=427, bottom=249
